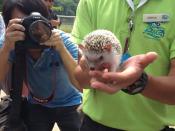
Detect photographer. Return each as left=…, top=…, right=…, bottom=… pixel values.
left=0, top=0, right=82, bottom=131
left=42, top=0, right=62, bottom=28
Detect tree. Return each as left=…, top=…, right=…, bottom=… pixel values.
left=0, top=0, right=3, bottom=12
left=53, top=0, right=79, bottom=16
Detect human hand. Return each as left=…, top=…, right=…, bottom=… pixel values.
left=42, top=29, right=65, bottom=51
left=78, top=55, right=90, bottom=72
left=50, top=19, right=61, bottom=27
left=4, top=18, right=25, bottom=51
left=88, top=52, right=158, bottom=94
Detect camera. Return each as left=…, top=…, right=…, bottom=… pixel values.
left=16, top=12, right=53, bottom=49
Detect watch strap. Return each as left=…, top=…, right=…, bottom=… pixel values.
left=122, top=72, right=148, bottom=95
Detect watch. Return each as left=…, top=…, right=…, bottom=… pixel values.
left=122, top=72, right=148, bottom=95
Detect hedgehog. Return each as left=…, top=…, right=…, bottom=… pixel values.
left=79, top=29, right=122, bottom=72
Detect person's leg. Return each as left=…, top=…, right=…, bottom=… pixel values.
left=55, top=105, right=81, bottom=131
left=80, top=114, right=124, bottom=131
left=24, top=102, right=55, bottom=131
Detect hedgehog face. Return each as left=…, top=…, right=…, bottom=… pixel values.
left=83, top=49, right=117, bottom=71
left=80, top=29, right=122, bottom=72
left=80, top=44, right=121, bottom=71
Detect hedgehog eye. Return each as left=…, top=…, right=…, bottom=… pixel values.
left=99, top=56, right=103, bottom=61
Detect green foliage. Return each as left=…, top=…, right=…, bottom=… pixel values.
left=53, top=0, right=79, bottom=33
left=52, top=6, right=64, bottom=12
left=0, top=0, right=79, bottom=15
left=53, top=0, right=79, bottom=16
left=0, top=0, right=3, bottom=11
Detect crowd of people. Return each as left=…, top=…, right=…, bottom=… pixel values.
left=0, top=0, right=175, bottom=131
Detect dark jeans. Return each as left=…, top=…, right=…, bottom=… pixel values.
left=24, top=102, right=81, bottom=131
left=81, top=115, right=175, bottom=131
left=80, top=115, right=124, bottom=131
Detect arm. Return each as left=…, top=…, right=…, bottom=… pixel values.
left=0, top=45, right=11, bottom=82
left=142, top=59, right=175, bottom=105
left=0, top=19, right=25, bottom=82
left=74, top=56, right=91, bottom=88
left=55, top=40, right=82, bottom=91
left=43, top=30, right=82, bottom=91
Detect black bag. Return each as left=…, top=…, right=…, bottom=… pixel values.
left=0, top=96, right=27, bottom=131
left=0, top=96, right=11, bottom=130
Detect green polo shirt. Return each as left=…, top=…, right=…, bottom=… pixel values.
left=71, top=0, right=175, bottom=130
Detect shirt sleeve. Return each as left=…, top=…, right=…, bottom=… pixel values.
left=0, top=15, right=15, bottom=63
left=0, top=15, right=5, bottom=48
left=170, top=38, right=175, bottom=59
left=71, top=0, right=94, bottom=44
left=59, top=30, right=78, bottom=61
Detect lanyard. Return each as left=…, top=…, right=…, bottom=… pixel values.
left=126, top=0, right=148, bottom=11
left=25, top=53, right=57, bottom=104
left=123, top=0, right=148, bottom=54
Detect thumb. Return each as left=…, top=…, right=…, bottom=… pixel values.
left=140, top=52, right=158, bottom=68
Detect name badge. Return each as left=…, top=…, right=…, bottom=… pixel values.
left=143, top=14, right=169, bottom=23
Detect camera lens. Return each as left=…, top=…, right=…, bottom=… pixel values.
left=29, top=20, right=52, bottom=43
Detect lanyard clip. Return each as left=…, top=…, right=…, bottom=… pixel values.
left=129, top=19, right=134, bottom=32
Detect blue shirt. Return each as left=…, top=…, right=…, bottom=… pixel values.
left=0, top=30, right=82, bottom=108
left=0, top=15, right=5, bottom=47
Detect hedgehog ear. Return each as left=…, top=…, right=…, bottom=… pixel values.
left=104, top=44, right=112, bottom=52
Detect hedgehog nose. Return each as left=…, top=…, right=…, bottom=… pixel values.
left=90, top=67, right=95, bottom=70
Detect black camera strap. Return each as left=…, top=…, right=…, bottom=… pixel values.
left=25, top=53, right=57, bottom=104
left=8, top=44, right=27, bottom=130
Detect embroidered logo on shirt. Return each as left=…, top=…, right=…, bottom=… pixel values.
left=143, top=22, right=165, bottom=39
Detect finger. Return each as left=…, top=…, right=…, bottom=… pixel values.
left=7, top=36, right=25, bottom=42
left=102, top=66, right=140, bottom=84
left=90, top=81, right=120, bottom=94
left=89, top=70, right=103, bottom=77
left=104, top=52, right=157, bottom=82
left=43, top=32, right=60, bottom=45
left=7, top=23, right=25, bottom=32
left=7, top=30, right=25, bottom=37
left=103, top=68, right=109, bottom=73
left=139, top=52, right=158, bottom=68
left=6, top=32, right=25, bottom=42
left=89, top=69, right=109, bottom=78
left=79, top=56, right=89, bottom=71
left=8, top=19, right=22, bottom=26
left=89, top=70, right=113, bottom=83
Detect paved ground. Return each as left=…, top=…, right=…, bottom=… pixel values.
left=53, top=124, right=60, bottom=131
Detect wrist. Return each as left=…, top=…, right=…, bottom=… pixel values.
left=122, top=72, right=148, bottom=95
left=55, top=43, right=66, bottom=54
left=2, top=43, right=12, bottom=54
left=55, top=39, right=64, bottom=49
left=3, top=40, right=14, bottom=52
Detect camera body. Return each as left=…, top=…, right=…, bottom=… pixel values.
left=16, top=12, right=53, bottom=49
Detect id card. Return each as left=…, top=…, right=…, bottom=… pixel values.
left=143, top=14, right=169, bottom=23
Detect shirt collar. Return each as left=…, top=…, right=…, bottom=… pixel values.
left=126, top=0, right=148, bottom=11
